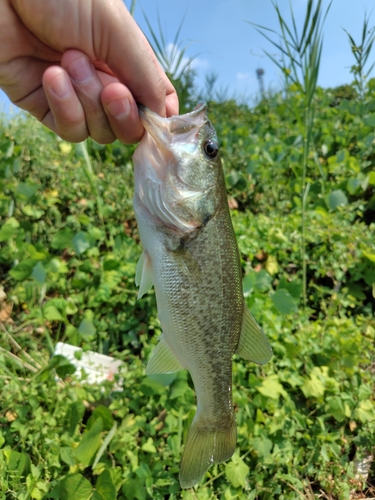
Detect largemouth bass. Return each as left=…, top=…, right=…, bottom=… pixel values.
left=132, top=104, right=272, bottom=488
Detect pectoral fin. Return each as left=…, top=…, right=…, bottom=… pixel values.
left=236, top=306, right=272, bottom=364
left=179, top=247, right=202, bottom=283
left=146, top=335, right=184, bottom=375
left=135, top=250, right=153, bottom=298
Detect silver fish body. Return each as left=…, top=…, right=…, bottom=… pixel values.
left=132, top=104, right=272, bottom=488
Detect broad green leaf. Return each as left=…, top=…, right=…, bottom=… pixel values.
left=347, top=177, right=362, bottom=195
left=225, top=453, right=249, bottom=488
left=363, top=251, right=375, bottom=263
left=258, top=374, right=287, bottom=400
left=141, top=437, right=157, bottom=453
left=78, top=319, right=96, bottom=340
left=73, top=231, right=91, bottom=255
left=51, top=228, right=74, bottom=250
left=50, top=257, right=69, bottom=274
left=75, top=418, right=103, bottom=468
left=325, top=189, right=348, bottom=210
left=139, top=377, right=165, bottom=397
left=103, top=259, right=121, bottom=271
left=55, top=357, right=76, bottom=378
left=30, top=486, right=43, bottom=500
left=251, top=437, right=273, bottom=458
left=58, top=474, right=93, bottom=500
left=31, top=262, right=46, bottom=285
left=92, top=470, right=116, bottom=500
left=254, top=269, right=272, bottom=292
left=364, top=113, right=375, bottom=127
left=37, top=355, right=76, bottom=382
left=9, top=259, right=36, bottom=280
left=122, top=478, right=146, bottom=500
left=60, top=447, right=76, bottom=466
left=65, top=300, right=78, bottom=315
left=277, top=277, right=302, bottom=300
left=0, top=217, right=19, bottom=242
left=24, top=243, right=48, bottom=261
left=88, top=405, right=114, bottom=431
left=169, top=376, right=189, bottom=399
left=354, top=400, right=375, bottom=423
left=243, top=272, right=256, bottom=296
left=271, top=288, right=297, bottom=314
left=326, top=396, right=346, bottom=422
left=5, top=450, right=31, bottom=476
left=265, top=255, right=279, bottom=275
left=301, top=367, right=327, bottom=399
left=43, top=304, right=64, bottom=321
left=16, top=182, right=38, bottom=199
left=66, top=401, right=86, bottom=435
left=21, top=205, right=44, bottom=219
left=358, top=384, right=372, bottom=401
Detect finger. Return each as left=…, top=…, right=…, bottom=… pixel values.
left=165, top=88, right=179, bottom=118
left=62, top=50, right=115, bottom=144
left=92, top=1, right=179, bottom=117
left=1, top=56, right=52, bottom=120
left=101, top=82, right=144, bottom=144
left=42, top=66, right=89, bottom=142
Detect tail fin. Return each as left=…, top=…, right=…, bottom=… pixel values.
left=179, top=419, right=236, bottom=489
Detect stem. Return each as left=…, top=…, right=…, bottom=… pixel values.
left=77, top=141, right=104, bottom=225
left=301, top=105, right=309, bottom=308
left=0, top=346, right=38, bottom=373
left=77, top=141, right=110, bottom=248
left=0, top=321, right=42, bottom=369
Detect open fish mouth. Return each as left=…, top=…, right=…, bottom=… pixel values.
left=138, top=103, right=209, bottom=152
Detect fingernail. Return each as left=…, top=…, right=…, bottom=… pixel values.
left=105, top=97, right=130, bottom=120
left=67, top=57, right=93, bottom=84
left=51, top=73, right=71, bottom=99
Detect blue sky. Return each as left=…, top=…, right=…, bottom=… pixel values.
left=1, top=0, right=375, bottom=115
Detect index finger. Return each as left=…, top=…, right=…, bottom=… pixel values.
left=92, top=0, right=179, bottom=117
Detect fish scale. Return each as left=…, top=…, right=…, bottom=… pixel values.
left=133, top=104, right=272, bottom=488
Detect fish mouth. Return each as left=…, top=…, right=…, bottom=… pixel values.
left=138, top=103, right=208, bottom=153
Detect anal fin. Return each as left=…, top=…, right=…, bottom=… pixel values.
left=236, top=306, right=272, bottom=364
left=146, top=334, right=184, bottom=375
left=135, top=250, right=153, bottom=298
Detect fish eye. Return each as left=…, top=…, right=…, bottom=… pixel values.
left=203, top=140, right=219, bottom=159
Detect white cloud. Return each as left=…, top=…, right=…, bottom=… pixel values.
left=161, top=43, right=208, bottom=76
left=236, top=72, right=251, bottom=81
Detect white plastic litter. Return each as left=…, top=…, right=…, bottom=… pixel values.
left=54, top=342, right=123, bottom=388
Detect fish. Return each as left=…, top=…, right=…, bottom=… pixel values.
left=132, top=103, right=272, bottom=488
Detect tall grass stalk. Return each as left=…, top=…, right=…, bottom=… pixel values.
left=76, top=141, right=104, bottom=226
left=141, top=10, right=197, bottom=112
left=249, top=0, right=331, bottom=308
left=129, top=0, right=136, bottom=17
left=142, top=10, right=194, bottom=80
left=76, top=141, right=112, bottom=251
left=343, top=12, right=375, bottom=102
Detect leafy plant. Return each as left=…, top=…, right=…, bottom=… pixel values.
left=344, top=12, right=375, bottom=101
left=249, top=0, right=332, bottom=308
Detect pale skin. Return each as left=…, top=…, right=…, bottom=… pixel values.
left=0, top=0, right=179, bottom=144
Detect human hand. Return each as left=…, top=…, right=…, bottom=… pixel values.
left=0, top=0, right=179, bottom=144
